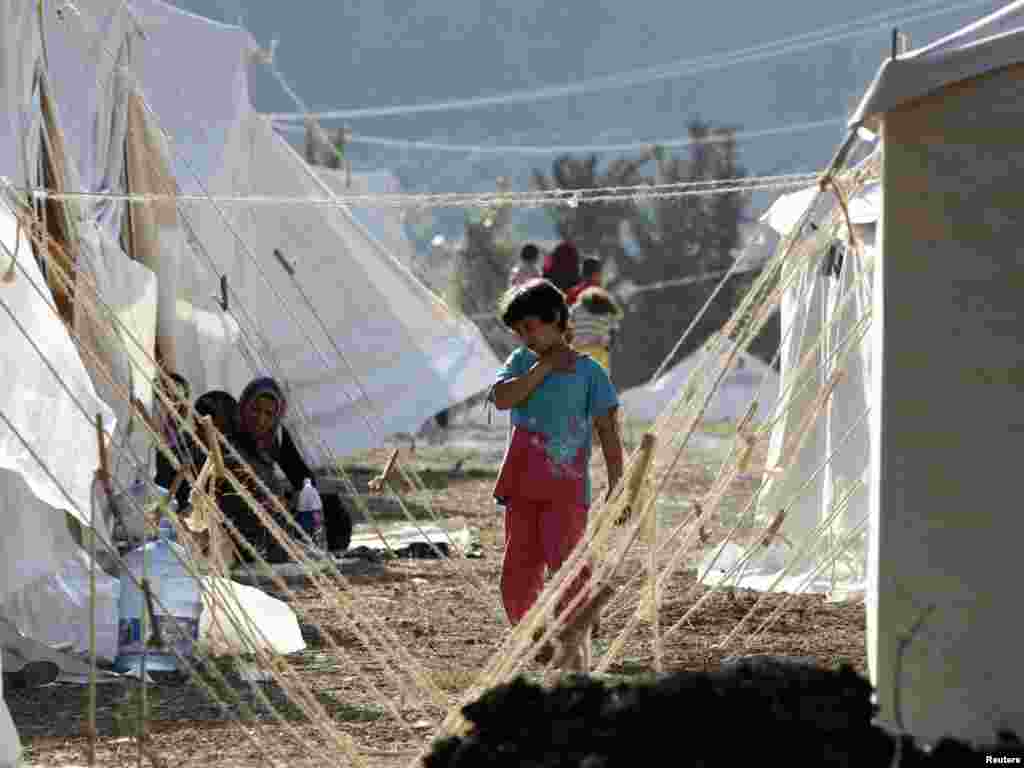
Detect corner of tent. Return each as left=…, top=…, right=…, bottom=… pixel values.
left=855, top=0, right=1024, bottom=745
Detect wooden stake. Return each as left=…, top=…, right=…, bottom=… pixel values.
left=762, top=509, right=793, bottom=549
left=368, top=448, right=400, bottom=493
left=94, top=414, right=111, bottom=494
left=549, top=584, right=616, bottom=672
left=617, top=432, right=657, bottom=523
left=199, top=415, right=224, bottom=476
left=646, top=486, right=662, bottom=673
left=87, top=465, right=100, bottom=767
left=1, top=220, right=20, bottom=284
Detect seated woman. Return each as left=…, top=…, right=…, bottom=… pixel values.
left=223, top=377, right=324, bottom=562
left=194, top=390, right=239, bottom=441
left=152, top=372, right=198, bottom=511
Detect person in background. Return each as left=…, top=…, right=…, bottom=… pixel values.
left=565, top=256, right=604, bottom=307
left=224, top=377, right=323, bottom=561
left=489, top=279, right=624, bottom=669
left=568, top=280, right=623, bottom=375
left=542, top=240, right=581, bottom=294
left=153, top=372, right=196, bottom=510
left=194, top=390, right=239, bottom=443
left=509, top=243, right=543, bottom=288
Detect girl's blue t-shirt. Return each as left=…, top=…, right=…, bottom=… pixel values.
left=493, top=346, right=619, bottom=507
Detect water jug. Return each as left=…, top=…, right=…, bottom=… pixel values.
left=114, top=509, right=202, bottom=675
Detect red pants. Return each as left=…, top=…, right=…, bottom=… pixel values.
left=500, top=497, right=591, bottom=625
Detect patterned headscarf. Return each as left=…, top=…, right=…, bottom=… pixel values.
left=238, top=377, right=286, bottom=453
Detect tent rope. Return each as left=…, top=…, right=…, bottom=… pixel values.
left=20, top=174, right=822, bottom=209
left=0, top=194, right=447, bottom=750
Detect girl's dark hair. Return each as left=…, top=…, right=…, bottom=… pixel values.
left=499, top=279, right=568, bottom=331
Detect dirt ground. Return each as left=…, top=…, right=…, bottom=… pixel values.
left=11, top=416, right=866, bottom=767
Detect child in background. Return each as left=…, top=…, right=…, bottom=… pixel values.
left=490, top=279, right=624, bottom=661
left=508, top=243, right=543, bottom=288
left=564, top=255, right=604, bottom=307
left=568, top=284, right=622, bottom=375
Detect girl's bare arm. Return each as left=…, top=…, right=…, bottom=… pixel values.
left=594, top=407, right=624, bottom=499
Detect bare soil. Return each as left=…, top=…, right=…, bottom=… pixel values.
left=13, top=424, right=866, bottom=767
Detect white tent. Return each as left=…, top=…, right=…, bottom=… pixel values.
left=43, top=0, right=499, bottom=462
left=0, top=1, right=500, bottom=759
left=696, top=150, right=877, bottom=598
left=317, top=167, right=417, bottom=270
left=61, top=1, right=497, bottom=462
left=850, top=0, right=1024, bottom=745
left=621, top=343, right=779, bottom=426
left=0, top=4, right=120, bottom=761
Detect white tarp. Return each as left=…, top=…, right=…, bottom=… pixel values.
left=2, top=552, right=120, bottom=663
left=200, top=577, right=305, bottom=657
left=200, top=111, right=500, bottom=461
left=621, top=345, right=779, bottom=425
left=0, top=0, right=41, bottom=186
left=318, top=167, right=417, bottom=270
left=0, top=649, right=15, bottom=768
left=700, top=223, right=874, bottom=598
left=851, top=0, right=1024, bottom=124
left=48, top=0, right=500, bottom=460
left=0, top=210, right=116, bottom=536
left=761, top=175, right=881, bottom=238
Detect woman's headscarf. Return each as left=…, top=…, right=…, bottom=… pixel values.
left=195, top=390, right=240, bottom=439
left=542, top=240, right=581, bottom=293
left=238, top=377, right=286, bottom=453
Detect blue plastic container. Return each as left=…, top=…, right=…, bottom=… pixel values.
left=114, top=512, right=202, bottom=675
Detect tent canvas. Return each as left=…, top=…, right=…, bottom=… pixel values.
left=316, top=166, right=417, bottom=270
left=852, top=0, right=1024, bottom=745
left=205, top=110, right=500, bottom=461
left=620, top=344, right=779, bottom=426
left=1, top=0, right=487, bottom=760
left=688, top=143, right=878, bottom=601
left=0, top=4, right=499, bottom=759
left=44, top=0, right=501, bottom=461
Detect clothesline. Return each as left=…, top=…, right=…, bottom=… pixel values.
left=272, top=116, right=844, bottom=155
left=465, top=266, right=747, bottom=323
left=265, top=0, right=988, bottom=121
left=14, top=172, right=820, bottom=211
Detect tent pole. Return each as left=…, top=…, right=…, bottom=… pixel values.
left=88, top=415, right=106, bottom=767
left=820, top=128, right=860, bottom=191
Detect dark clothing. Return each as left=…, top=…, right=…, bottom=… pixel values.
left=195, top=390, right=240, bottom=439
left=219, top=425, right=313, bottom=563
left=216, top=376, right=350, bottom=561
left=154, top=421, right=199, bottom=510
left=279, top=427, right=315, bottom=488
left=542, top=241, right=581, bottom=294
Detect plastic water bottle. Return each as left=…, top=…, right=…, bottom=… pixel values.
left=158, top=500, right=178, bottom=542
left=296, top=478, right=325, bottom=549
left=114, top=516, right=202, bottom=675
